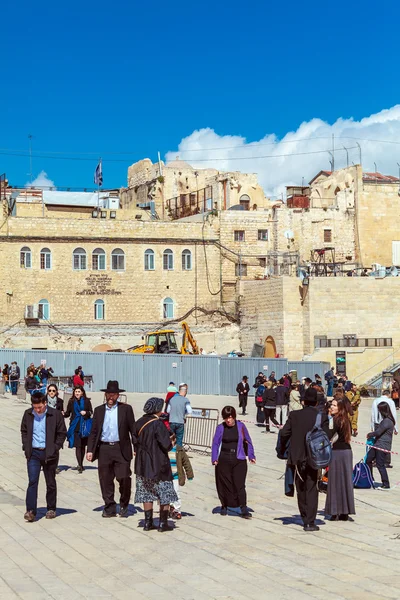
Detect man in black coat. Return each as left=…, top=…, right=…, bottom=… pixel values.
left=20, top=391, right=67, bottom=522
left=87, top=380, right=135, bottom=518
left=236, top=376, right=250, bottom=415
left=279, top=394, right=329, bottom=532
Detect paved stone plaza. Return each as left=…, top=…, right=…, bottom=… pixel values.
left=1, top=391, right=400, bottom=600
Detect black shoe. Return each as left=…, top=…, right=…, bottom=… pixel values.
left=143, top=509, right=156, bottom=530
left=329, top=515, right=338, bottom=521
left=77, top=466, right=83, bottom=474
left=303, top=523, right=320, bottom=532
left=55, top=467, right=61, bottom=475
left=240, top=506, right=252, bottom=519
left=338, top=514, right=349, bottom=521
left=102, top=510, right=117, bottom=518
left=158, top=508, right=173, bottom=532
left=387, top=465, right=393, bottom=469
left=119, top=506, right=129, bottom=518
left=220, top=506, right=227, bottom=516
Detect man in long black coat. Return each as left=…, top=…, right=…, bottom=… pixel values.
left=87, top=380, right=135, bottom=518
left=279, top=393, right=328, bottom=532
left=236, top=376, right=250, bottom=415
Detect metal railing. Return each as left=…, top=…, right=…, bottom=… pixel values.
left=183, top=408, right=219, bottom=454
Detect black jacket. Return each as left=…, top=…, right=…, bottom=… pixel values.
left=275, top=385, right=289, bottom=406
left=25, top=376, right=38, bottom=391
left=262, top=387, right=276, bottom=407
left=64, top=397, right=93, bottom=432
left=236, top=382, right=250, bottom=398
left=134, top=415, right=173, bottom=481
left=21, top=406, right=67, bottom=461
left=87, top=402, right=135, bottom=462
left=279, top=406, right=329, bottom=467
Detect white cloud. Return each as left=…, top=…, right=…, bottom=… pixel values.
left=26, top=170, right=55, bottom=189
left=165, top=105, right=400, bottom=198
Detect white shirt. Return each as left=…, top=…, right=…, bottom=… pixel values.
left=371, top=396, right=398, bottom=433
left=101, top=403, right=119, bottom=442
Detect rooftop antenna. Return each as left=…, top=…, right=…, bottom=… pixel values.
left=374, top=162, right=377, bottom=173
left=28, top=134, right=34, bottom=184
left=328, top=151, right=334, bottom=171
left=343, top=146, right=349, bottom=167
left=356, top=142, right=362, bottom=166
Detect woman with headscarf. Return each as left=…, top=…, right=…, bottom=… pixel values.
left=134, top=397, right=178, bottom=532
left=64, top=385, right=93, bottom=473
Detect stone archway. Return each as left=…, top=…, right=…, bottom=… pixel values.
left=264, top=335, right=277, bottom=358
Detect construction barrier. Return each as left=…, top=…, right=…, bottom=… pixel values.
left=183, top=408, right=219, bottom=454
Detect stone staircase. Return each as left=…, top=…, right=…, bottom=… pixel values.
left=363, top=362, right=400, bottom=389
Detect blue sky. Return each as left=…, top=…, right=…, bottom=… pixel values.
left=3, top=0, right=400, bottom=191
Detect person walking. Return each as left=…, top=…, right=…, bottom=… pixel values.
left=20, top=391, right=67, bottom=522
left=366, top=402, right=394, bottom=490
left=64, top=385, right=93, bottom=473
left=86, top=380, right=135, bottom=518
left=25, top=369, right=39, bottom=397
left=3, top=364, right=10, bottom=393
left=325, top=395, right=355, bottom=521
left=212, top=406, right=255, bottom=519
left=262, top=381, right=280, bottom=433
left=135, top=397, right=178, bottom=532
left=72, top=368, right=84, bottom=388
left=46, top=383, right=64, bottom=474
left=275, top=378, right=290, bottom=425
left=167, top=383, right=192, bottom=446
left=236, top=376, right=250, bottom=416
left=255, top=378, right=266, bottom=426
left=279, top=392, right=329, bottom=532
left=9, top=361, right=20, bottom=396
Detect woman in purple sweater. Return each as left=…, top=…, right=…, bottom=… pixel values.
left=211, top=406, right=256, bottom=518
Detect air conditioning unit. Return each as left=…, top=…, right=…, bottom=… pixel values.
left=25, top=304, right=39, bottom=320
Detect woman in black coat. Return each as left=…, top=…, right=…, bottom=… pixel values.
left=64, top=385, right=93, bottom=473
left=134, top=397, right=178, bottom=532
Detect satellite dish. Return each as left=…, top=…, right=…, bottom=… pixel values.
left=284, top=230, right=294, bottom=239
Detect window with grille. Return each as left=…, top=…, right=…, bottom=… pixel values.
left=92, top=248, right=106, bottom=270
left=324, top=229, right=332, bottom=243
left=234, top=230, right=245, bottom=242
left=73, top=248, right=87, bottom=270
left=258, top=230, right=269, bottom=241
left=235, top=263, right=247, bottom=276
left=94, top=299, right=105, bottom=320
left=182, top=249, right=192, bottom=271
left=20, top=246, right=32, bottom=268
left=163, top=249, right=174, bottom=271
left=40, top=248, right=51, bottom=270
left=144, top=249, right=155, bottom=271
left=111, top=248, right=125, bottom=271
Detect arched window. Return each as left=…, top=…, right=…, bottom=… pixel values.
left=239, top=194, right=250, bottom=210
left=94, top=299, right=105, bottom=320
left=163, top=249, right=174, bottom=271
left=182, top=249, right=192, bottom=271
left=92, top=248, right=106, bottom=270
left=20, top=246, right=32, bottom=269
left=38, top=299, right=50, bottom=320
left=40, top=247, right=52, bottom=270
left=111, top=248, right=125, bottom=271
left=163, top=297, right=174, bottom=319
left=73, top=247, right=87, bottom=270
left=144, top=249, right=155, bottom=271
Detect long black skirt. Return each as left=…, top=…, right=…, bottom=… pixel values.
left=325, top=449, right=355, bottom=516
left=215, top=451, right=247, bottom=508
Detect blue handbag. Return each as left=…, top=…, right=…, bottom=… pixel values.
left=74, top=399, right=93, bottom=438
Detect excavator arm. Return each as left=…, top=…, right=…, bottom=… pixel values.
left=181, top=321, right=199, bottom=355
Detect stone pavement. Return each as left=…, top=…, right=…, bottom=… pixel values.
left=1, top=391, right=400, bottom=600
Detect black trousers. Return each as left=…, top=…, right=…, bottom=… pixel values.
left=238, top=395, right=248, bottom=414
left=256, top=405, right=265, bottom=426
left=215, top=450, right=247, bottom=508
left=264, top=408, right=280, bottom=431
left=98, top=443, right=132, bottom=514
left=366, top=448, right=390, bottom=487
left=295, top=464, right=318, bottom=526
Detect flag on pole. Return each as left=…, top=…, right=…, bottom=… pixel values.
left=94, top=160, right=103, bottom=186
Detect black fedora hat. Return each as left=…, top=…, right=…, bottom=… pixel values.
left=100, top=380, right=125, bottom=393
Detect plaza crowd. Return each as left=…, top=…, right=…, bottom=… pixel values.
left=14, top=364, right=398, bottom=534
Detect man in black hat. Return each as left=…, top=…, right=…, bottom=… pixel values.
left=86, top=381, right=135, bottom=517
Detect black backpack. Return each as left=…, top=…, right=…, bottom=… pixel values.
left=306, top=412, right=332, bottom=470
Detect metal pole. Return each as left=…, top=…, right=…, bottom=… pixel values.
left=158, top=151, right=163, bottom=176
left=356, top=142, right=362, bottom=166
left=343, top=146, right=349, bottom=167
left=332, top=133, right=335, bottom=171
left=28, top=134, right=33, bottom=184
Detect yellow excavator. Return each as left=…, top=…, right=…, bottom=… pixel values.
left=127, top=321, right=199, bottom=355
